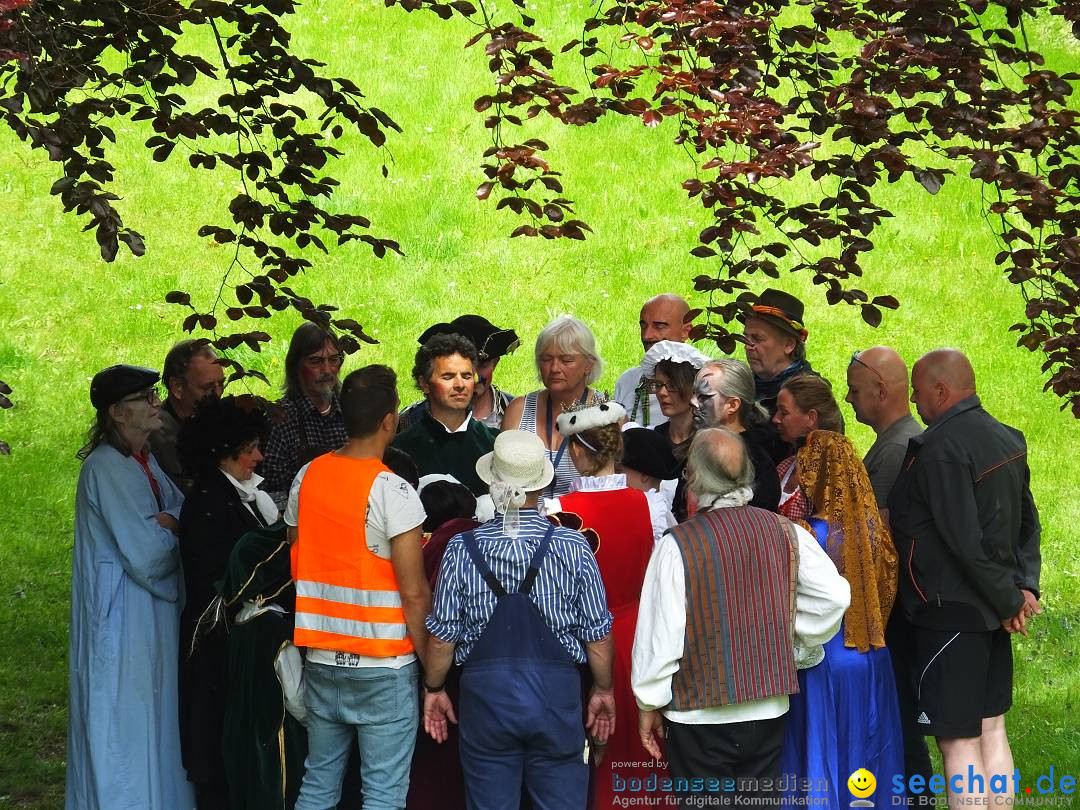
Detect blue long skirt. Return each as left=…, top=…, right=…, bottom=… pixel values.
left=781, top=627, right=906, bottom=805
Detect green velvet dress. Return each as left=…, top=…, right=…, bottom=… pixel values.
left=217, top=523, right=307, bottom=810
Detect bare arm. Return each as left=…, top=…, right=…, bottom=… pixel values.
left=422, top=635, right=458, bottom=743
left=584, top=634, right=616, bottom=743
left=390, top=525, right=432, bottom=664
left=500, top=395, right=525, bottom=431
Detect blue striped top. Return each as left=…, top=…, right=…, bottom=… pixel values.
left=425, top=510, right=613, bottom=664
left=519, top=391, right=581, bottom=498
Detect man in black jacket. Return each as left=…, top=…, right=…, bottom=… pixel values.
left=889, top=349, right=1041, bottom=806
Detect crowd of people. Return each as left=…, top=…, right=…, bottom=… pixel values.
left=65, top=289, right=1043, bottom=810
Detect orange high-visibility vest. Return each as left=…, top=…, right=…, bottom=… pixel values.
left=292, top=453, right=415, bottom=657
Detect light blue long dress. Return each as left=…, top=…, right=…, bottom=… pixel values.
left=66, top=443, right=195, bottom=810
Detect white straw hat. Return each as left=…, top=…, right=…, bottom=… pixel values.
left=475, top=430, right=555, bottom=493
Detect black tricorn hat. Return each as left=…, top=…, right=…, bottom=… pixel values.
left=621, top=427, right=680, bottom=480
left=418, top=315, right=520, bottom=361
left=739, top=288, right=808, bottom=341
left=90, top=365, right=160, bottom=410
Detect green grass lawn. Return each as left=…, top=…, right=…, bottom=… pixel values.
left=1, top=1, right=1078, bottom=806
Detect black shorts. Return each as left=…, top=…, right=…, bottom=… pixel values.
left=913, top=626, right=1012, bottom=739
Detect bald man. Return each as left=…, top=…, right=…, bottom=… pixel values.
left=614, top=294, right=691, bottom=427
left=888, top=349, right=1042, bottom=808
left=846, top=347, right=923, bottom=512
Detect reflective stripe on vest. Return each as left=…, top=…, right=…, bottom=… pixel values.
left=292, top=454, right=415, bottom=657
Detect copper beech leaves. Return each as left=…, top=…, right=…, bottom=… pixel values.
left=0, top=0, right=397, bottom=424
left=386, top=0, right=1080, bottom=418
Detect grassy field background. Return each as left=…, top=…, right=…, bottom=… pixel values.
left=1, top=1, right=1078, bottom=805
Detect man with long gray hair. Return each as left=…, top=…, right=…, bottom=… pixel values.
left=261, top=322, right=348, bottom=508
left=632, top=428, right=849, bottom=805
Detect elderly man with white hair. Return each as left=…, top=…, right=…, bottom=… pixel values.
left=632, top=428, right=849, bottom=806
left=423, top=430, right=616, bottom=810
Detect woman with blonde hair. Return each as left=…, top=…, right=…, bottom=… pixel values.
left=502, top=315, right=604, bottom=497
left=772, top=374, right=844, bottom=520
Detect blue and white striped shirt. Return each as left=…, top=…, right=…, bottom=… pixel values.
left=425, top=510, right=613, bottom=664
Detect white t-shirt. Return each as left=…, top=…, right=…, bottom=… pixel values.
left=286, top=461, right=426, bottom=669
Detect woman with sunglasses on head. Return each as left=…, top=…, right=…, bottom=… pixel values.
left=772, top=374, right=845, bottom=521
left=544, top=397, right=675, bottom=809
left=502, top=315, right=605, bottom=497
left=68, top=365, right=194, bottom=810
left=176, top=395, right=278, bottom=808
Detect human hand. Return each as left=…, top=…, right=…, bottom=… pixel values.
left=155, top=512, right=179, bottom=534
left=423, top=690, right=457, bottom=743
left=585, top=686, right=616, bottom=744
left=638, top=708, right=664, bottom=761
left=1020, top=589, right=1042, bottom=620
left=1002, top=605, right=1027, bottom=636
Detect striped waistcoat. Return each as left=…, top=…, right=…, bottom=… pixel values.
left=668, top=506, right=800, bottom=710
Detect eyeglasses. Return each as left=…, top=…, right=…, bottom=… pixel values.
left=644, top=379, right=677, bottom=395
left=304, top=352, right=345, bottom=369
left=849, top=351, right=885, bottom=384
left=119, top=386, right=163, bottom=405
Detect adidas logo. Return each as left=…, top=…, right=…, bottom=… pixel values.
left=916, top=712, right=931, bottom=725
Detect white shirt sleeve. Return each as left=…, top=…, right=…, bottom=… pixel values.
left=791, top=522, right=851, bottom=658
left=365, top=472, right=426, bottom=559
left=614, top=366, right=643, bottom=413
left=631, top=534, right=685, bottom=712
left=644, top=489, right=676, bottom=543
left=283, top=462, right=312, bottom=527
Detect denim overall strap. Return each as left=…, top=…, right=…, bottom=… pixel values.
left=460, top=531, right=508, bottom=598
left=518, top=523, right=556, bottom=595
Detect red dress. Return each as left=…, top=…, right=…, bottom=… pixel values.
left=407, top=517, right=480, bottom=810
left=558, top=485, right=668, bottom=809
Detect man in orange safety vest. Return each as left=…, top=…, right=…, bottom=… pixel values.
left=285, top=363, right=432, bottom=810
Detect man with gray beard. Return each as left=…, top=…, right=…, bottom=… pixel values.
left=261, top=323, right=348, bottom=509
left=632, top=428, right=849, bottom=807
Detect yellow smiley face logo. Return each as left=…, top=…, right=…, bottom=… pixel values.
left=848, top=768, right=876, bottom=798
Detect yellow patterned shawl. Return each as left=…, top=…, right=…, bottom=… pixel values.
left=796, top=430, right=898, bottom=652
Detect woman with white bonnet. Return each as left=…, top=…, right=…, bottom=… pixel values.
left=638, top=339, right=712, bottom=452
left=502, top=315, right=604, bottom=498
left=544, top=397, right=675, bottom=808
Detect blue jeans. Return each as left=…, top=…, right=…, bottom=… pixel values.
left=295, top=660, right=419, bottom=810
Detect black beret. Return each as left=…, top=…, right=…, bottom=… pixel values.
left=621, top=428, right=680, bottom=480
left=90, top=365, right=160, bottom=410
left=417, top=315, right=520, bottom=361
